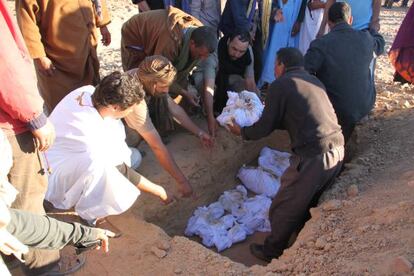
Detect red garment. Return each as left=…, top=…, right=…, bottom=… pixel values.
left=0, top=0, right=44, bottom=135
left=389, top=4, right=414, bottom=83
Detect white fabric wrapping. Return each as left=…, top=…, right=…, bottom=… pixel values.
left=45, top=86, right=140, bottom=220
left=237, top=166, right=280, bottom=198
left=0, top=130, right=18, bottom=207
left=218, top=185, right=247, bottom=213
left=216, top=91, right=264, bottom=128
left=258, top=147, right=291, bottom=177
left=185, top=189, right=272, bottom=251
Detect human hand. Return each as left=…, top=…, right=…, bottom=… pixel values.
left=183, top=89, right=200, bottom=107
left=369, top=19, right=380, bottom=32
left=291, top=22, right=301, bottom=36
left=0, top=229, right=29, bottom=262
left=308, top=0, right=325, bottom=10
left=100, top=26, right=111, bottom=46
left=273, top=9, right=284, bottom=22
left=207, top=115, right=218, bottom=137
left=198, top=130, right=214, bottom=149
left=156, top=186, right=174, bottom=205
left=176, top=179, right=195, bottom=198
left=31, top=119, right=55, bottom=152
left=94, top=229, right=115, bottom=253
left=227, top=118, right=242, bottom=136
left=34, top=57, right=56, bottom=77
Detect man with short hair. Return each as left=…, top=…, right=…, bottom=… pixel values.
left=125, top=56, right=216, bottom=198
left=305, top=2, right=385, bottom=142
left=194, top=31, right=259, bottom=115
left=121, top=7, right=217, bottom=137
left=228, top=47, right=344, bottom=262
left=45, top=72, right=171, bottom=232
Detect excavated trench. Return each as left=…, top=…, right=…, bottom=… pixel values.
left=132, top=124, right=292, bottom=266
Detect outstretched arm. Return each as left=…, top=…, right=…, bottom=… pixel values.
left=316, top=0, right=335, bottom=38
left=140, top=128, right=194, bottom=197
left=5, top=208, right=114, bottom=253
left=167, top=96, right=214, bottom=148
left=370, top=0, right=381, bottom=32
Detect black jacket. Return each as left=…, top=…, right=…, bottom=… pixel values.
left=305, top=22, right=385, bottom=125
left=242, top=68, right=344, bottom=157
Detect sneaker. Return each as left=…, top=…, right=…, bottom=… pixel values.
left=249, top=243, right=273, bottom=263
left=40, top=252, right=86, bottom=276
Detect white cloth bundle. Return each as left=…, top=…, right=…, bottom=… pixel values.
left=236, top=195, right=272, bottom=234
left=237, top=166, right=280, bottom=198
left=185, top=189, right=272, bottom=251
left=258, top=147, right=291, bottom=177
left=218, top=185, right=247, bottom=213
left=216, top=91, right=264, bottom=128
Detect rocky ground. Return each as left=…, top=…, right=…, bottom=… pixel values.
left=7, top=1, right=414, bottom=275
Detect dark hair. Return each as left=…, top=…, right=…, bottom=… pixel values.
left=328, top=2, right=352, bottom=24
left=92, top=71, right=144, bottom=110
left=191, top=26, right=218, bottom=53
left=276, top=47, right=304, bottom=68
left=229, top=30, right=251, bottom=44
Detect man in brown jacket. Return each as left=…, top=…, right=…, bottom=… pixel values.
left=16, top=0, right=112, bottom=112
left=121, top=7, right=217, bottom=136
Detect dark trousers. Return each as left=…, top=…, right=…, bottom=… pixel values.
left=7, top=131, right=60, bottom=274
left=263, top=146, right=344, bottom=258
left=338, top=119, right=356, bottom=145
left=252, top=29, right=263, bottom=83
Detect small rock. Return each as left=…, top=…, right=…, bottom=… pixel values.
left=174, top=268, right=183, bottom=274
left=150, top=246, right=167, bottom=258
left=306, top=241, right=315, bottom=249
left=322, top=199, right=342, bottom=211
left=342, top=200, right=353, bottom=207
left=309, top=207, right=322, bottom=219
left=156, top=240, right=171, bottom=251
left=408, top=180, right=414, bottom=187
left=324, top=243, right=332, bottom=251
left=390, top=256, right=413, bottom=274
left=347, top=185, right=359, bottom=197
left=269, top=259, right=289, bottom=272
left=315, top=238, right=326, bottom=250
left=357, top=225, right=370, bottom=233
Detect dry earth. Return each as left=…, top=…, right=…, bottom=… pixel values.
left=7, top=1, right=414, bottom=275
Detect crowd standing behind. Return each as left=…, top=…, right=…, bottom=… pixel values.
left=1, top=0, right=413, bottom=274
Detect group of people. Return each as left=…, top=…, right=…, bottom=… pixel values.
left=1, top=0, right=413, bottom=274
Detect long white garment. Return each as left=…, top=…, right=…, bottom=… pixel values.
left=45, top=86, right=140, bottom=221
left=298, top=0, right=326, bottom=55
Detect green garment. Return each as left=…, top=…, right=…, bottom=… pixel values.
left=170, top=27, right=200, bottom=95
left=6, top=208, right=99, bottom=250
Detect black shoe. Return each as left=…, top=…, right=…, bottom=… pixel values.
left=249, top=243, right=273, bottom=263
left=38, top=253, right=86, bottom=276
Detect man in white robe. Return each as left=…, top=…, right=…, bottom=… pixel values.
left=45, top=72, right=170, bottom=226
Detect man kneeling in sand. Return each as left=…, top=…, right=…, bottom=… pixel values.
left=125, top=55, right=211, bottom=198
left=45, top=72, right=171, bottom=235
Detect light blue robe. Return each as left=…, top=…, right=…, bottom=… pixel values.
left=259, top=0, right=303, bottom=85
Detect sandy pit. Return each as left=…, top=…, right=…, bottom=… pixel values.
left=6, top=0, right=414, bottom=275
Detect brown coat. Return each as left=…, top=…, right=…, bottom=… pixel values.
left=121, top=7, right=203, bottom=94
left=16, top=0, right=111, bottom=111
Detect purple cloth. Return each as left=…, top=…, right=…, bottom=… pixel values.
left=390, top=4, right=414, bottom=51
